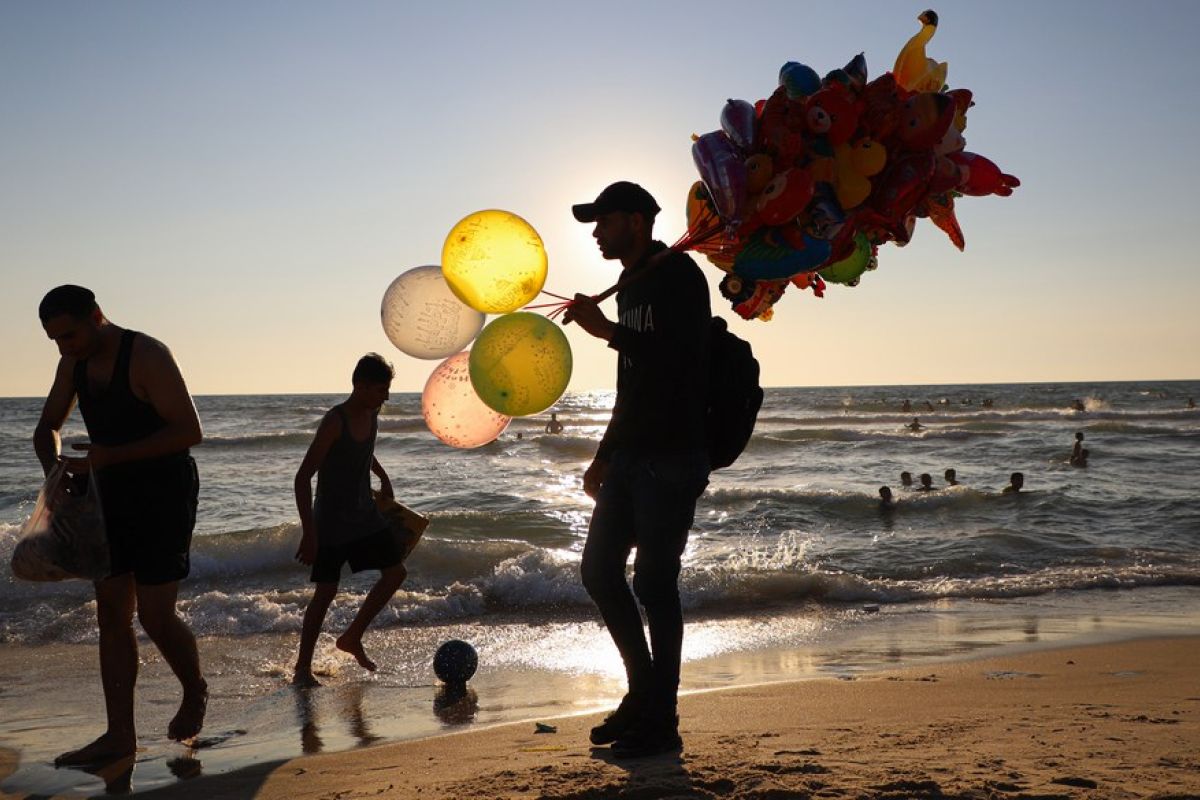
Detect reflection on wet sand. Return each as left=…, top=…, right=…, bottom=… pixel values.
left=433, top=683, right=479, bottom=726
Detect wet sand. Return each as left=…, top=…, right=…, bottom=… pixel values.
left=9, top=635, right=1191, bottom=800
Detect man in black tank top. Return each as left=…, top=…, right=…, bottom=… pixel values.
left=34, top=285, right=207, bottom=766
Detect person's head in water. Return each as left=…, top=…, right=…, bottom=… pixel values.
left=1009, top=472, right=1024, bottom=491
left=1075, top=431, right=1084, bottom=442
left=39, top=285, right=107, bottom=360
left=879, top=486, right=893, bottom=504
left=944, top=468, right=957, bottom=485
left=919, top=473, right=933, bottom=490
left=573, top=182, right=661, bottom=264
left=350, top=353, right=394, bottom=410
left=900, top=471, right=913, bottom=487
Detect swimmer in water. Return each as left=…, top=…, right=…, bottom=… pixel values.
left=1002, top=472, right=1024, bottom=494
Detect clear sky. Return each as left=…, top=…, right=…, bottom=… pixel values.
left=3, top=0, right=1198, bottom=397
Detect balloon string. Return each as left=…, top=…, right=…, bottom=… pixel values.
left=535, top=219, right=729, bottom=319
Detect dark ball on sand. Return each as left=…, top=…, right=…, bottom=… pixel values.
left=433, top=639, right=478, bottom=685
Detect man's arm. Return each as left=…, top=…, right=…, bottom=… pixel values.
left=33, top=357, right=79, bottom=475
left=294, top=413, right=339, bottom=565
left=370, top=455, right=393, bottom=499
left=80, top=336, right=202, bottom=471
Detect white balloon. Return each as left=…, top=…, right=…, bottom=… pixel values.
left=381, top=265, right=486, bottom=359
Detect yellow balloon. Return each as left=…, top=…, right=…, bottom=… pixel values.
left=442, top=210, right=548, bottom=314
left=422, top=352, right=511, bottom=448
left=469, top=312, right=572, bottom=417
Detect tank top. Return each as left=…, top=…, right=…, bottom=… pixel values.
left=314, top=405, right=387, bottom=545
left=73, top=330, right=182, bottom=455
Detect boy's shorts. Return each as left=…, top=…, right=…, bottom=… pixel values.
left=310, top=526, right=405, bottom=584
left=101, top=455, right=200, bottom=586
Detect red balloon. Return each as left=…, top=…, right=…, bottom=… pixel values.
left=948, top=152, right=1020, bottom=196
left=805, top=83, right=861, bottom=146
left=759, top=86, right=806, bottom=166
left=747, top=168, right=815, bottom=230
left=872, top=151, right=935, bottom=223
left=896, top=92, right=955, bottom=150
left=860, top=74, right=904, bottom=141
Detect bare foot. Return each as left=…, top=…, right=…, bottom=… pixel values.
left=54, top=733, right=136, bottom=767
left=335, top=634, right=377, bottom=671
left=168, top=681, right=208, bottom=742
left=292, top=670, right=322, bottom=688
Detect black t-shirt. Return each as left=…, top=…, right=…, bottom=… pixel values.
left=597, top=241, right=711, bottom=460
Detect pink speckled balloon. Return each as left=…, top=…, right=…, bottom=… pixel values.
left=421, top=351, right=511, bottom=448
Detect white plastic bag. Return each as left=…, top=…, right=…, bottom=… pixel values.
left=11, top=462, right=110, bottom=582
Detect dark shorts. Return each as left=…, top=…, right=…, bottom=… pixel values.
left=310, top=525, right=405, bottom=584
left=99, top=455, right=199, bottom=586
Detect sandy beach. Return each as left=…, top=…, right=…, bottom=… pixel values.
left=3, top=635, right=1190, bottom=800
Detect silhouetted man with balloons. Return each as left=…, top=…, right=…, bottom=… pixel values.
left=563, top=181, right=711, bottom=758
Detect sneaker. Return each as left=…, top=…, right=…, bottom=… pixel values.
left=589, top=693, right=644, bottom=746
left=611, top=713, right=682, bottom=759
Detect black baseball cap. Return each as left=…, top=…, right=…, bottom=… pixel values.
left=572, top=181, right=661, bottom=223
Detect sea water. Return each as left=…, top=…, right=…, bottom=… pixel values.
left=1, top=381, right=1198, bottom=794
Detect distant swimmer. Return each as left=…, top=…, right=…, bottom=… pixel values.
left=1072, top=398, right=1086, bottom=412
left=907, top=417, right=924, bottom=432
left=924, top=400, right=934, bottom=412
left=902, top=399, right=913, bottom=413
left=944, top=468, right=958, bottom=486
left=918, top=473, right=934, bottom=491
left=1070, top=431, right=1084, bottom=465
left=544, top=412, right=564, bottom=435
left=900, top=471, right=913, bottom=487
left=1002, top=472, right=1024, bottom=493
left=982, top=398, right=994, bottom=408
left=878, top=486, right=896, bottom=511
left=1189, top=398, right=1196, bottom=409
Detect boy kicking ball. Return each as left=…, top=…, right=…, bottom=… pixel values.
left=292, top=353, right=407, bottom=686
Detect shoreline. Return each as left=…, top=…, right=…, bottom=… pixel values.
left=1, top=587, right=1198, bottom=797
left=64, top=635, right=1200, bottom=799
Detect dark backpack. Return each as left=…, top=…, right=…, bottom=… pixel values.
left=706, top=316, right=763, bottom=470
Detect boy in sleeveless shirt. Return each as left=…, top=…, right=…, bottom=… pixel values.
left=292, top=354, right=407, bottom=686
left=34, top=285, right=207, bottom=766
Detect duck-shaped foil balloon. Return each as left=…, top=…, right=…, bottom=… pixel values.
left=894, top=10, right=948, bottom=93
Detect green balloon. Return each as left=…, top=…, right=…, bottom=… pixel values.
left=819, top=233, right=874, bottom=286
left=469, top=312, right=573, bottom=416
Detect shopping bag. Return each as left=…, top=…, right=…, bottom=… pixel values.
left=11, top=462, right=110, bottom=581
left=372, top=491, right=428, bottom=562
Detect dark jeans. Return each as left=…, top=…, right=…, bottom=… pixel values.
left=580, top=448, right=709, bottom=711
